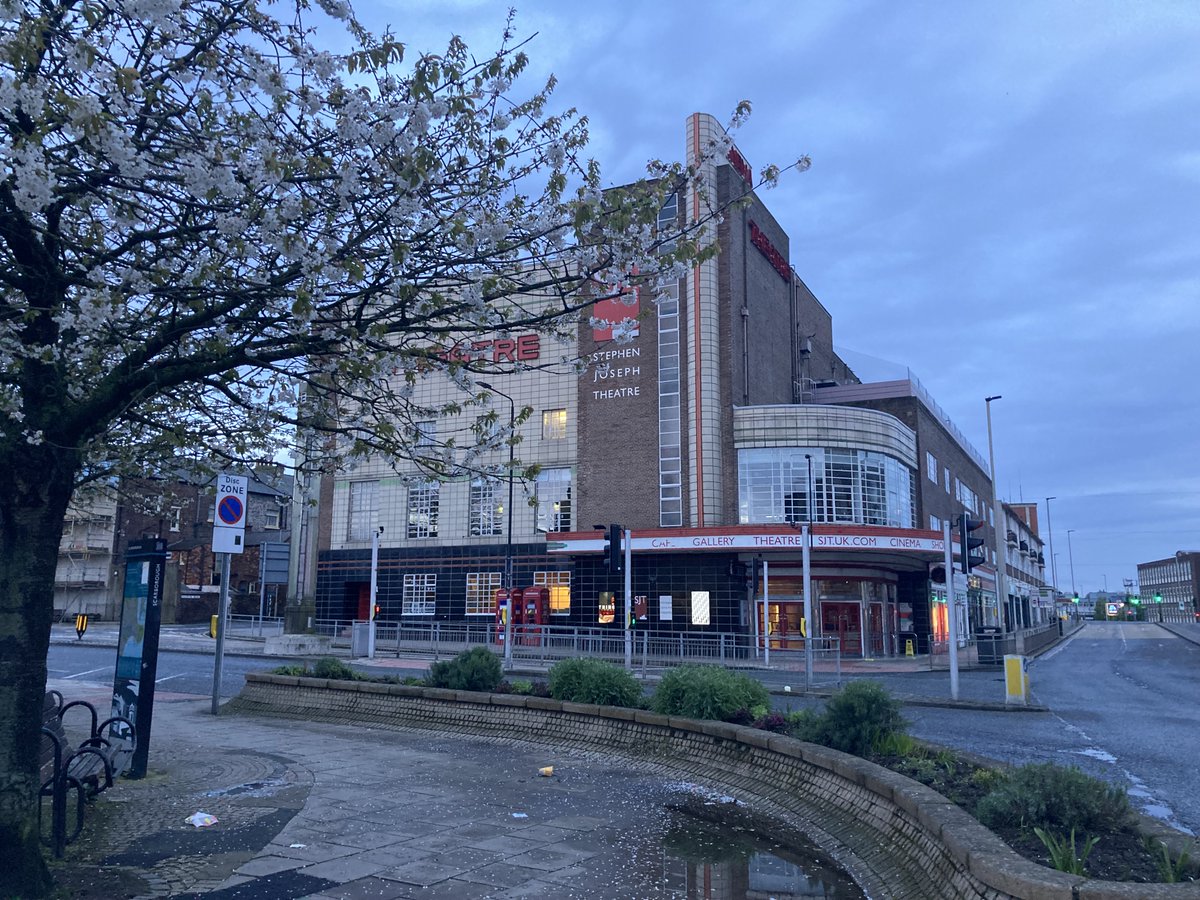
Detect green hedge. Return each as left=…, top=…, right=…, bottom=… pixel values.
left=548, top=658, right=642, bottom=707
left=651, top=665, right=768, bottom=722
left=427, top=646, right=503, bottom=692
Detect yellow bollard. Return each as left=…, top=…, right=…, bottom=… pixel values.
left=209, top=614, right=219, bottom=639
left=1004, top=655, right=1030, bottom=705
left=74, top=613, right=88, bottom=640
left=905, top=638, right=915, bottom=657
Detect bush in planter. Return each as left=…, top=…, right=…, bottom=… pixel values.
left=311, top=657, right=362, bottom=681
left=548, top=658, right=642, bottom=707
left=651, top=665, right=769, bottom=722
left=975, top=763, right=1132, bottom=835
left=808, top=680, right=905, bottom=756
left=427, top=646, right=503, bottom=692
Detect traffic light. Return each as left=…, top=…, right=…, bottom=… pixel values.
left=1129, top=595, right=1140, bottom=606
left=1072, top=593, right=1079, bottom=604
left=373, top=603, right=381, bottom=619
left=607, top=523, right=623, bottom=575
left=1154, top=593, right=1162, bottom=603
left=954, top=512, right=986, bottom=573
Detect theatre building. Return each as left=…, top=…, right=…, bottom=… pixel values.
left=313, top=112, right=997, bottom=657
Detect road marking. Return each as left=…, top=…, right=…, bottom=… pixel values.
left=155, top=674, right=185, bottom=684
left=64, top=666, right=109, bottom=679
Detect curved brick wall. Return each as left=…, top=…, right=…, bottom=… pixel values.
left=233, top=674, right=1199, bottom=900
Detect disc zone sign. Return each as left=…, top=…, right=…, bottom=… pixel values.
left=215, top=474, right=248, bottom=529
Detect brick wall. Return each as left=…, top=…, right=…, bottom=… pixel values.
left=229, top=675, right=1182, bottom=900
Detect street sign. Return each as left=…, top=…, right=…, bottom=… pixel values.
left=213, top=473, right=248, bottom=554
left=215, top=474, right=248, bottom=528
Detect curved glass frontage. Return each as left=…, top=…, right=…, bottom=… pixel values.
left=738, top=448, right=915, bottom=529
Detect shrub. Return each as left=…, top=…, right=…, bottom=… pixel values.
left=548, top=658, right=642, bottom=707
left=427, top=646, right=503, bottom=692
left=975, top=763, right=1133, bottom=834
left=784, top=709, right=823, bottom=742
left=508, top=679, right=535, bottom=696
left=651, top=665, right=769, bottom=722
left=311, top=657, right=360, bottom=681
left=809, top=680, right=905, bottom=756
left=753, top=712, right=788, bottom=733
left=271, top=663, right=309, bottom=676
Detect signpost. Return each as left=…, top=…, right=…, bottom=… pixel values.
left=112, top=538, right=167, bottom=778
left=212, top=473, right=246, bottom=715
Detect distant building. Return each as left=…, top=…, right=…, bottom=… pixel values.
left=1000, top=502, right=1050, bottom=627
left=54, top=490, right=119, bottom=619
left=313, top=112, right=999, bottom=657
left=1136, top=552, right=1199, bottom=621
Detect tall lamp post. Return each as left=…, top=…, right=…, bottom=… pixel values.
left=1044, top=496, right=1058, bottom=603
left=802, top=453, right=814, bottom=690
left=985, top=396, right=1007, bottom=632
left=478, top=382, right=516, bottom=669
left=1066, top=529, right=1077, bottom=598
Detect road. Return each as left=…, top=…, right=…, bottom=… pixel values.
left=904, top=622, right=1200, bottom=834
left=46, top=642, right=429, bottom=699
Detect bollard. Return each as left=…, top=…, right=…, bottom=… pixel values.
left=904, top=638, right=915, bottom=657
left=209, top=614, right=218, bottom=639
left=1004, top=654, right=1030, bottom=705
left=74, top=613, right=88, bottom=640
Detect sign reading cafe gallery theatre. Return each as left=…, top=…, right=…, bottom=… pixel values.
left=548, top=529, right=946, bottom=554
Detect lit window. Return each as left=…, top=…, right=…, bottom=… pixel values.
left=535, top=468, right=572, bottom=533
left=468, top=478, right=502, bottom=536
left=465, top=572, right=501, bottom=616
left=541, top=409, right=568, bottom=440
left=347, top=480, right=379, bottom=541
left=402, top=573, right=436, bottom=616
left=406, top=481, right=440, bottom=538
left=534, top=571, right=571, bottom=615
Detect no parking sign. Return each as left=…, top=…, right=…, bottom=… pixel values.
left=213, top=474, right=247, bottom=554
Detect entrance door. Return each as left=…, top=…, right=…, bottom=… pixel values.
left=869, top=603, right=884, bottom=656
left=821, top=602, right=862, bottom=656
left=768, top=602, right=806, bottom=649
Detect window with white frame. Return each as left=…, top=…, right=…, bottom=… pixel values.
left=535, top=468, right=572, bottom=533
left=262, top=503, right=281, bottom=529
left=926, top=452, right=938, bottom=483
left=168, top=505, right=183, bottom=532
left=406, top=480, right=440, bottom=538
left=402, top=573, right=436, bottom=615
left=541, top=409, right=568, bottom=440
left=534, top=571, right=571, bottom=615
left=468, top=478, right=502, bottom=536
left=465, top=572, right=501, bottom=616
left=944, top=469, right=951, bottom=493
left=930, top=515, right=941, bottom=531
left=347, top=480, right=379, bottom=541
left=415, top=421, right=436, bottom=447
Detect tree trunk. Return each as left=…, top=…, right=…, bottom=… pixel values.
left=0, top=443, right=80, bottom=899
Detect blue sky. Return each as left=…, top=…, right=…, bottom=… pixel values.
left=354, top=0, right=1200, bottom=594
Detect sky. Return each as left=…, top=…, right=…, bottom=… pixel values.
left=351, top=0, right=1200, bottom=596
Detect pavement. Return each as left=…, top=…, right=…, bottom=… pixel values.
left=45, top=678, right=862, bottom=900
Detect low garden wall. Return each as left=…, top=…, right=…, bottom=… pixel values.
left=232, top=673, right=1199, bottom=900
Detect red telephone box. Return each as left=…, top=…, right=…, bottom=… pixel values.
left=493, top=588, right=510, bottom=644
left=515, top=585, right=549, bottom=644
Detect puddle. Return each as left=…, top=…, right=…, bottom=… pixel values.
left=658, top=811, right=867, bottom=899
left=201, top=778, right=290, bottom=799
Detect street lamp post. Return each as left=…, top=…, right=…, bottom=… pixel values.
left=1066, top=529, right=1077, bottom=597
left=802, top=454, right=814, bottom=690
left=1045, top=496, right=1058, bottom=602
left=478, top=382, right=516, bottom=669
left=985, top=396, right=1007, bottom=632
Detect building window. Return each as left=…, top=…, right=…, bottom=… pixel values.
left=930, top=515, right=941, bottom=531
left=541, top=409, right=568, bottom=440
left=168, top=505, right=183, bottom=532
left=416, top=421, right=436, bottom=447
left=737, top=447, right=915, bottom=529
left=406, top=480, right=440, bottom=538
left=347, top=480, right=379, bottom=541
left=926, top=452, right=938, bottom=483
left=657, top=282, right=683, bottom=526
left=535, top=468, right=572, bottom=533
left=465, top=572, right=501, bottom=616
left=534, top=571, right=571, bottom=615
left=944, top=469, right=951, bottom=493
left=656, top=191, right=679, bottom=251
left=402, top=573, right=436, bottom=616
left=262, top=504, right=281, bottom=529
left=468, top=478, right=502, bottom=536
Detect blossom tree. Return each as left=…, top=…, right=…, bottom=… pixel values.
left=0, top=0, right=768, bottom=891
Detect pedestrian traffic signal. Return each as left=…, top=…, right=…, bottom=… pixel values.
left=373, top=603, right=381, bottom=619
left=954, top=512, right=986, bottom=573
